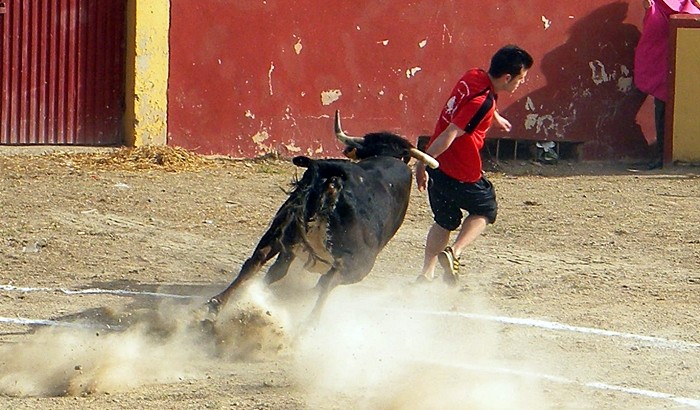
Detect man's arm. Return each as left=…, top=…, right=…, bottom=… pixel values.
left=415, top=123, right=464, bottom=192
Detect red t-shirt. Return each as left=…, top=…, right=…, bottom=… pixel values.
left=427, top=68, right=496, bottom=183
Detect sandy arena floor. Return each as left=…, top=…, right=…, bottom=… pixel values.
left=1, top=148, right=699, bottom=409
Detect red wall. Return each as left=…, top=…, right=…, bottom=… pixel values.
left=168, top=1, right=654, bottom=160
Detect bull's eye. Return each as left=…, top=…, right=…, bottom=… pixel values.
left=343, top=147, right=358, bottom=160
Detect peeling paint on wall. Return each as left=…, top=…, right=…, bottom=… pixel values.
left=541, top=15, right=552, bottom=30
left=525, top=113, right=556, bottom=136
left=283, top=106, right=299, bottom=129
left=523, top=96, right=565, bottom=139
left=293, top=38, right=303, bottom=55
left=268, top=62, right=275, bottom=95
left=418, top=39, right=428, bottom=48
left=405, top=67, right=422, bottom=78
left=378, top=39, right=389, bottom=46
left=245, top=110, right=255, bottom=119
left=283, top=142, right=301, bottom=152
left=321, top=89, right=342, bottom=105
left=525, top=97, right=535, bottom=112
left=442, top=24, right=452, bottom=44
left=252, top=129, right=269, bottom=144
left=305, top=145, right=325, bottom=156
left=617, top=65, right=632, bottom=93
left=589, top=60, right=610, bottom=85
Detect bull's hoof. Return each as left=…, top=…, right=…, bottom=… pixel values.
left=206, top=297, right=223, bottom=314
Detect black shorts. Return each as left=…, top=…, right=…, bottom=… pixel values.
left=427, top=168, right=498, bottom=231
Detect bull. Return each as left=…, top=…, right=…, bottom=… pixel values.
left=208, top=110, right=438, bottom=323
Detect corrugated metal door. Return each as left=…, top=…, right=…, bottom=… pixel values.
left=0, top=0, right=126, bottom=145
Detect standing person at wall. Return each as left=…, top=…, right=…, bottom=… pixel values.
left=634, top=0, right=699, bottom=170
left=415, top=45, right=534, bottom=285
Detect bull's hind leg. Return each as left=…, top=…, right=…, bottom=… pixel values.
left=208, top=242, right=282, bottom=311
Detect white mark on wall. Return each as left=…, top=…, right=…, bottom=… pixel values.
left=405, top=67, right=422, bottom=78
left=589, top=60, right=610, bottom=85
left=399, top=93, right=405, bottom=101
left=252, top=128, right=269, bottom=144
left=525, top=97, right=536, bottom=112
left=617, top=64, right=633, bottom=93
left=268, top=62, right=275, bottom=95
left=244, top=110, right=255, bottom=119
left=378, top=89, right=385, bottom=96
left=283, top=106, right=298, bottom=130
left=541, top=15, right=552, bottom=30
left=378, top=39, right=389, bottom=46
left=284, top=142, right=301, bottom=153
left=525, top=113, right=556, bottom=136
left=523, top=97, right=562, bottom=138
left=321, top=89, right=342, bottom=106
left=217, top=59, right=222, bottom=65
left=300, top=91, right=306, bottom=97
left=418, top=39, right=428, bottom=48
left=294, top=37, right=303, bottom=55
left=442, top=24, right=453, bottom=45
left=356, top=25, right=361, bottom=31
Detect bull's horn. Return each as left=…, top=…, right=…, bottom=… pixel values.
left=334, top=110, right=364, bottom=145
left=410, top=148, right=439, bottom=169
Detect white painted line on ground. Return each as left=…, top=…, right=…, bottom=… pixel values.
left=394, top=309, right=700, bottom=351
left=3, top=283, right=698, bottom=351
left=2, top=283, right=699, bottom=407
left=417, top=359, right=700, bottom=409
left=0, top=316, right=110, bottom=329
left=0, top=284, right=195, bottom=299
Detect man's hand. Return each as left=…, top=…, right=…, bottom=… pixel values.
left=493, top=111, right=512, bottom=132
left=415, top=162, right=428, bottom=192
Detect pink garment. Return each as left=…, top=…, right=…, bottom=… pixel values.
left=633, top=0, right=699, bottom=101
left=660, top=0, right=700, bottom=13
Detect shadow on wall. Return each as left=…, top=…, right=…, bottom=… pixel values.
left=495, top=2, right=652, bottom=161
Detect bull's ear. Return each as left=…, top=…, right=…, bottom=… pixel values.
left=292, top=156, right=313, bottom=168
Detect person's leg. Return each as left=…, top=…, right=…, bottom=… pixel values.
left=436, top=214, right=488, bottom=286
left=418, top=222, right=451, bottom=280
left=649, top=98, right=666, bottom=169
left=450, top=214, right=489, bottom=258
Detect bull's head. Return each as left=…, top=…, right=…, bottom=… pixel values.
left=334, top=110, right=439, bottom=169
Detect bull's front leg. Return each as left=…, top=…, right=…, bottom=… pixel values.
left=263, top=250, right=296, bottom=285
left=305, top=266, right=343, bottom=326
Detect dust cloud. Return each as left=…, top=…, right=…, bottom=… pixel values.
left=0, top=280, right=293, bottom=397
left=0, top=274, right=556, bottom=407
left=0, top=299, right=224, bottom=396
left=291, top=281, right=551, bottom=409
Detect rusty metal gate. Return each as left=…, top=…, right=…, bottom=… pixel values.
left=0, top=0, right=126, bottom=145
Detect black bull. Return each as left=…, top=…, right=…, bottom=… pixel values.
left=208, top=111, right=438, bottom=322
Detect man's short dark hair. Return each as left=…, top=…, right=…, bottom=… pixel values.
left=488, top=45, right=534, bottom=78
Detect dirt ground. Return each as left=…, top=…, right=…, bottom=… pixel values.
left=1, top=146, right=699, bottom=409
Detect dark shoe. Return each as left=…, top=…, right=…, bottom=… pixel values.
left=647, top=158, right=663, bottom=170
left=438, top=246, right=459, bottom=287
